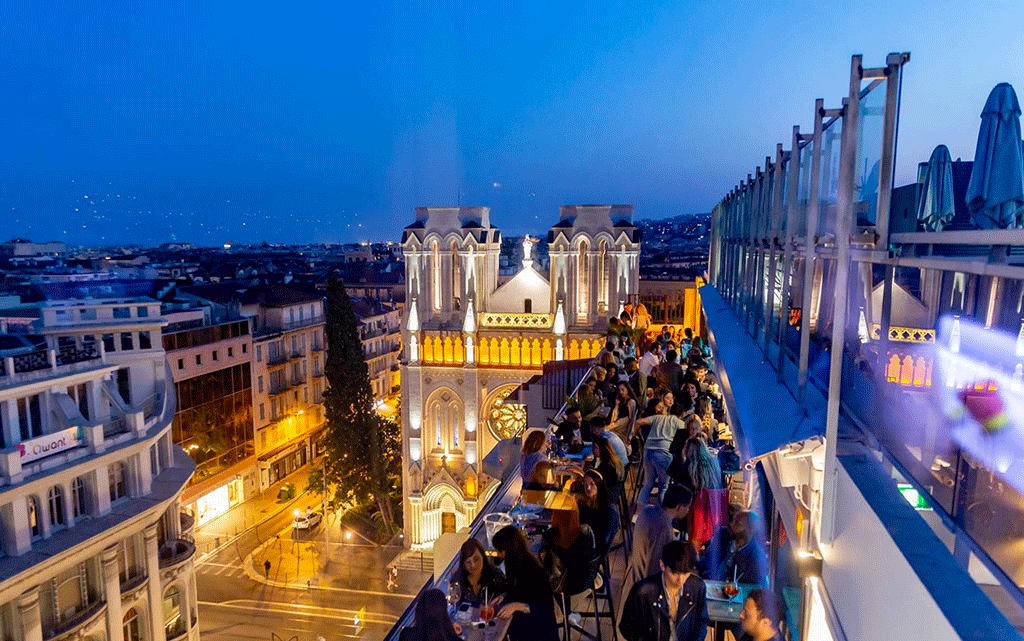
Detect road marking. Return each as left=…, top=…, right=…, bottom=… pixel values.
left=198, top=600, right=399, bottom=625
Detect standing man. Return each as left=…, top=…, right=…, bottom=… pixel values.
left=620, top=485, right=692, bottom=614
left=624, top=356, right=647, bottom=404
left=639, top=343, right=662, bottom=387
left=620, top=540, right=708, bottom=641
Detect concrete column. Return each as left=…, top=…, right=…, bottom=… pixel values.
left=102, top=545, right=124, bottom=641
left=94, top=465, right=112, bottom=516
left=168, top=500, right=181, bottom=539
left=137, top=450, right=153, bottom=496
left=62, top=481, right=75, bottom=526
left=17, top=587, right=43, bottom=641
left=1, top=498, right=32, bottom=555
left=1, top=399, right=19, bottom=449
left=144, top=523, right=166, bottom=641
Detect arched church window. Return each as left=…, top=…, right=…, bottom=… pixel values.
left=577, top=240, right=589, bottom=320
left=431, top=242, right=442, bottom=312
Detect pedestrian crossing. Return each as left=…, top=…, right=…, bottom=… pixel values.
left=196, top=562, right=248, bottom=579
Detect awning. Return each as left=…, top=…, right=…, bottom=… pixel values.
left=699, top=284, right=823, bottom=462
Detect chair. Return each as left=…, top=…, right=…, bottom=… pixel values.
left=555, top=555, right=605, bottom=641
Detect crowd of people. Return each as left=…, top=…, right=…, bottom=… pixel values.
left=400, top=321, right=784, bottom=641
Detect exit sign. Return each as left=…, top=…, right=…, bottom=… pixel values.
left=897, top=484, right=933, bottom=510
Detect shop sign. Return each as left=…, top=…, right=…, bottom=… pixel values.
left=18, top=427, right=82, bottom=464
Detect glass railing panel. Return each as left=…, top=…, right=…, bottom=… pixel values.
left=818, top=117, right=842, bottom=238
left=855, top=82, right=887, bottom=227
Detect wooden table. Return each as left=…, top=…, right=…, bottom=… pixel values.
left=520, top=489, right=580, bottom=511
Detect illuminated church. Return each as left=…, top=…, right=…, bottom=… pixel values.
left=399, top=205, right=641, bottom=547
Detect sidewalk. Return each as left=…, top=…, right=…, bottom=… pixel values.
left=193, top=467, right=318, bottom=560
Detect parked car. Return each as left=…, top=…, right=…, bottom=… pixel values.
left=292, top=510, right=322, bottom=530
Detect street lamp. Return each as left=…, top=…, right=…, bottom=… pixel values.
left=345, top=530, right=353, bottom=540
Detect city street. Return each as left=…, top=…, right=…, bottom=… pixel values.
left=193, top=470, right=429, bottom=641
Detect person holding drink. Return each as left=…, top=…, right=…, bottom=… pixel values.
left=490, top=525, right=559, bottom=641
left=457, top=538, right=506, bottom=610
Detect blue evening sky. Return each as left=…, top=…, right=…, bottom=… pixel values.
left=2, top=1, right=1022, bottom=246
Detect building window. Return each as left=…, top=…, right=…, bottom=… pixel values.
left=195, top=354, right=202, bottom=366
left=137, top=306, right=149, bottom=318
left=48, top=486, right=66, bottom=529
left=163, top=586, right=184, bottom=638
left=139, top=332, right=152, bottom=349
left=259, top=404, right=265, bottom=421
left=212, top=350, right=218, bottom=362
left=103, top=333, right=115, bottom=352
left=109, top=462, right=128, bottom=503
left=72, top=476, right=89, bottom=519
left=524, top=299, right=532, bottom=313
left=228, top=347, right=233, bottom=357
left=113, top=306, right=130, bottom=319
left=242, top=343, right=248, bottom=354
left=257, top=376, right=263, bottom=394
left=151, top=445, right=159, bottom=476
left=123, top=608, right=141, bottom=641
left=18, top=395, right=43, bottom=440
left=121, top=332, right=133, bottom=351
left=28, top=496, right=41, bottom=539
left=177, top=359, right=184, bottom=370
left=255, top=344, right=260, bottom=360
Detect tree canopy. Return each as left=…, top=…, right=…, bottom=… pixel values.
left=311, top=277, right=400, bottom=536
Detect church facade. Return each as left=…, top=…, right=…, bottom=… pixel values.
left=399, top=205, right=641, bottom=547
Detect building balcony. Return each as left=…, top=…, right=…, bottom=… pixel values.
left=120, top=572, right=149, bottom=597
left=180, top=510, right=196, bottom=538
left=310, top=343, right=325, bottom=352
left=158, top=537, right=196, bottom=571
left=0, top=344, right=103, bottom=380
left=44, top=599, right=105, bottom=641
left=254, top=315, right=324, bottom=337
left=267, top=352, right=289, bottom=366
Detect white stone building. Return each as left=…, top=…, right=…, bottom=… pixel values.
left=0, top=298, right=198, bottom=641
left=399, top=206, right=640, bottom=547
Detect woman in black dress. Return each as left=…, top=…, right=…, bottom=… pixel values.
left=491, top=525, right=559, bottom=641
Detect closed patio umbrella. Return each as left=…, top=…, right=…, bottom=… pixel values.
left=965, top=83, right=1024, bottom=229
left=918, top=144, right=956, bottom=231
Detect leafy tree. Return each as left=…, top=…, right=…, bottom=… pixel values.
left=310, top=278, right=400, bottom=537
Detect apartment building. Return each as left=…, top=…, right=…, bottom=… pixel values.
left=243, top=284, right=325, bottom=490
left=352, top=299, right=401, bottom=404
left=161, top=310, right=255, bottom=526
left=0, top=298, right=198, bottom=641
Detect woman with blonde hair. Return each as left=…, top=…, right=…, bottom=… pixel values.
left=633, top=303, right=651, bottom=330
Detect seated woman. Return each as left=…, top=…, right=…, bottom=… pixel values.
left=540, top=508, right=597, bottom=596
left=458, top=538, right=506, bottom=608
left=491, top=525, right=559, bottom=641
left=399, top=588, right=462, bottom=641
left=520, top=430, right=548, bottom=484
left=524, top=460, right=561, bottom=492
left=592, top=435, right=625, bottom=504
left=576, top=469, right=620, bottom=557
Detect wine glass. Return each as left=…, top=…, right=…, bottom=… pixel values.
left=447, top=581, right=462, bottom=615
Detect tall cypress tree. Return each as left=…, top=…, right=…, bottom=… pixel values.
left=312, top=277, right=399, bottom=536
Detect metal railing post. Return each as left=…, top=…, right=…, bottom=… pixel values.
left=821, top=55, right=862, bottom=547
left=778, top=128, right=802, bottom=381
left=798, top=100, right=825, bottom=410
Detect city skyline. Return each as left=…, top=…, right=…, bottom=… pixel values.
left=2, top=1, right=1023, bottom=246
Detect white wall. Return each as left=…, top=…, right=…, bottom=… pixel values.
left=823, top=461, right=960, bottom=641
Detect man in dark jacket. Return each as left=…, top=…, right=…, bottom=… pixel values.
left=620, top=540, right=708, bottom=641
